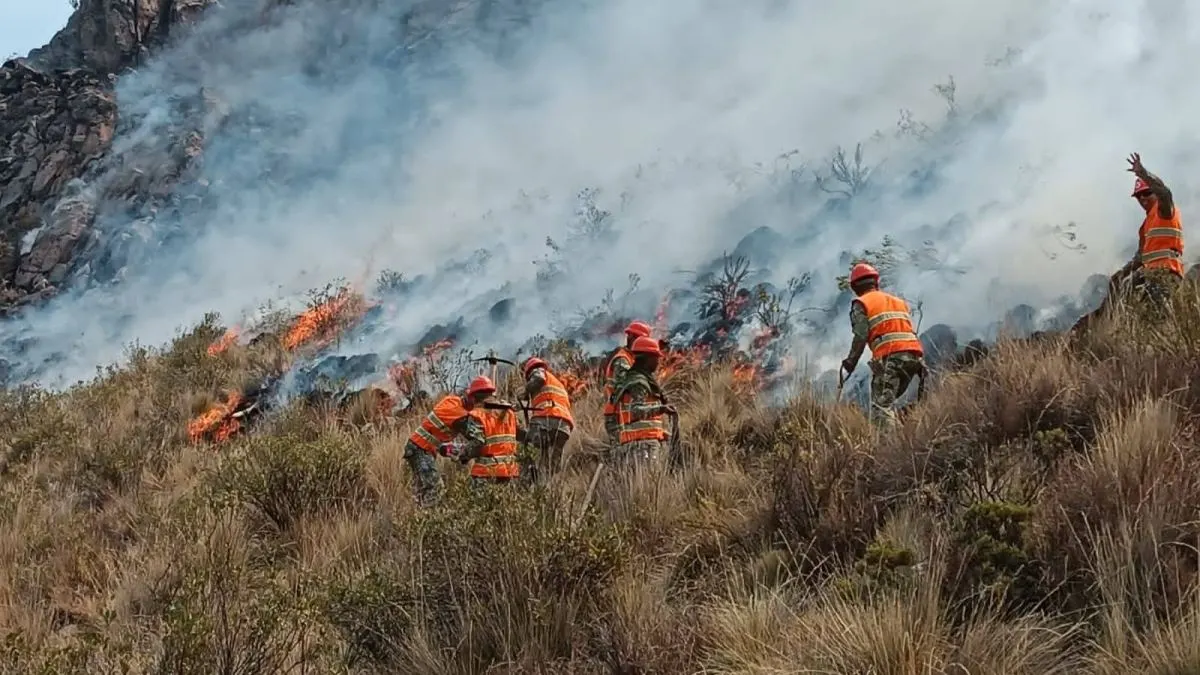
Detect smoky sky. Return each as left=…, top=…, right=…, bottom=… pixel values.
left=3, top=0, right=1197, bottom=389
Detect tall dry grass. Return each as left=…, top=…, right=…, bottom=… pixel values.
left=2, top=285, right=1200, bottom=672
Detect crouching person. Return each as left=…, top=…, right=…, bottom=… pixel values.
left=456, top=376, right=528, bottom=488
left=404, top=384, right=481, bottom=506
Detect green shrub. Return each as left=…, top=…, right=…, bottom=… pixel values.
left=212, top=433, right=372, bottom=533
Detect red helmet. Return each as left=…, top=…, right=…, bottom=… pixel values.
left=466, top=375, right=496, bottom=397
left=522, top=357, right=548, bottom=376
left=1132, top=177, right=1152, bottom=197
left=630, top=336, right=662, bottom=357
left=624, top=320, right=652, bottom=338
left=849, top=262, right=880, bottom=285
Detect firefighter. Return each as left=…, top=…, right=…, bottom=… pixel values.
left=840, top=263, right=926, bottom=427
left=612, top=336, right=675, bottom=464
left=455, top=375, right=528, bottom=488
left=520, top=357, right=574, bottom=479
left=1119, top=152, right=1184, bottom=309
left=603, top=320, right=653, bottom=446
left=403, top=382, right=487, bottom=506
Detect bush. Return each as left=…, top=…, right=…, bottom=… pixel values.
left=212, top=432, right=372, bottom=533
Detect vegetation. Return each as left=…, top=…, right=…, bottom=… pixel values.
left=1, top=278, right=1200, bottom=673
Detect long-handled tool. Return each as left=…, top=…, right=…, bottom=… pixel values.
left=471, top=353, right=518, bottom=383
left=836, top=366, right=848, bottom=401
left=573, top=460, right=605, bottom=532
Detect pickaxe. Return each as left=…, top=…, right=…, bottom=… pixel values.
left=472, top=353, right=518, bottom=383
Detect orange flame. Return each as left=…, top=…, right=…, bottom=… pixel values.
left=388, top=338, right=456, bottom=397
left=653, top=292, right=672, bottom=337
left=187, top=390, right=244, bottom=444
left=559, top=371, right=590, bottom=398
left=206, top=327, right=240, bottom=356
left=282, top=288, right=367, bottom=352
left=657, top=344, right=710, bottom=381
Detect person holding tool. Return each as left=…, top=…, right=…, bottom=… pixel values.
left=840, top=262, right=925, bottom=427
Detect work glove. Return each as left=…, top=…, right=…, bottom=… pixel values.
left=840, top=358, right=857, bottom=376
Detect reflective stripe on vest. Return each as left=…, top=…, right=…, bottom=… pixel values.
left=603, top=348, right=634, bottom=417
left=1139, top=207, right=1184, bottom=276
left=530, top=368, right=575, bottom=429
left=408, top=395, right=468, bottom=455
left=858, top=290, right=924, bottom=361
left=616, top=376, right=668, bottom=444
left=471, top=407, right=521, bottom=479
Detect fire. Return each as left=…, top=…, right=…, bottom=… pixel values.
left=653, top=292, right=672, bottom=336
left=282, top=288, right=368, bottom=352
left=388, top=338, right=456, bottom=397
left=657, top=344, right=709, bottom=381
left=187, top=390, right=244, bottom=444
left=207, top=327, right=240, bottom=356
left=559, top=371, right=589, bottom=398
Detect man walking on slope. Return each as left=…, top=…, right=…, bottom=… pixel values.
left=602, top=320, right=653, bottom=447
left=840, top=263, right=926, bottom=427
left=519, top=356, right=575, bottom=479
left=455, top=375, right=528, bottom=488
left=612, top=336, right=676, bottom=465
left=1118, top=152, right=1184, bottom=308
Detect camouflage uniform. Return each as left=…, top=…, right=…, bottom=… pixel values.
left=603, top=349, right=633, bottom=447
left=849, top=301, right=925, bottom=427
left=1130, top=266, right=1182, bottom=313
left=611, top=370, right=669, bottom=465
left=403, top=414, right=486, bottom=506
left=456, top=398, right=527, bottom=490
left=522, top=368, right=573, bottom=479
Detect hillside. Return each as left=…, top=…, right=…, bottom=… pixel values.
left=1, top=278, right=1200, bottom=673
left=4, top=1, right=1200, bottom=672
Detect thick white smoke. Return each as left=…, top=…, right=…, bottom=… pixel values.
left=2, top=0, right=1196, bottom=389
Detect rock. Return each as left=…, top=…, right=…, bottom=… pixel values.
left=25, top=0, right=219, bottom=74
left=1, top=64, right=116, bottom=287
left=13, top=191, right=97, bottom=292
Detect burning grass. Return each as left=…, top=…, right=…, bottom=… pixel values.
left=5, top=286, right=1200, bottom=672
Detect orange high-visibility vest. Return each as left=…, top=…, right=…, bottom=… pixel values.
left=530, top=367, right=575, bottom=430
left=857, top=290, right=924, bottom=361
left=603, top=348, right=634, bottom=417
left=408, top=395, right=469, bottom=455
left=470, top=406, right=520, bottom=479
left=615, top=374, right=668, bottom=444
left=1139, top=204, right=1184, bottom=277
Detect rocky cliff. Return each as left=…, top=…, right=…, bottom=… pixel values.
left=0, top=0, right=215, bottom=311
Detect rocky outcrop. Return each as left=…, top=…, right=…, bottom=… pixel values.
left=27, top=0, right=216, bottom=74
left=0, top=0, right=218, bottom=309
left=0, top=64, right=116, bottom=303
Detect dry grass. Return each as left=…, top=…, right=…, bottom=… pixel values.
left=4, top=285, right=1200, bottom=673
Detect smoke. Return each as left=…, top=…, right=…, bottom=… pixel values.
left=2, top=0, right=1197, bottom=389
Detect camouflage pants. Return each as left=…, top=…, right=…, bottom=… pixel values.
left=611, top=439, right=664, bottom=466
left=469, top=476, right=517, bottom=490
left=527, top=418, right=572, bottom=479
left=1130, top=268, right=1182, bottom=316
left=869, top=353, right=926, bottom=427
left=404, top=442, right=443, bottom=507
left=604, top=415, right=621, bottom=447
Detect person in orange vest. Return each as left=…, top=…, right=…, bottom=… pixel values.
left=603, top=320, right=653, bottom=446
left=403, top=380, right=491, bottom=506
left=840, top=263, right=926, bottom=426
left=455, top=375, right=528, bottom=488
left=612, top=336, right=676, bottom=464
left=1117, top=152, right=1184, bottom=308
left=519, top=357, right=575, bottom=479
